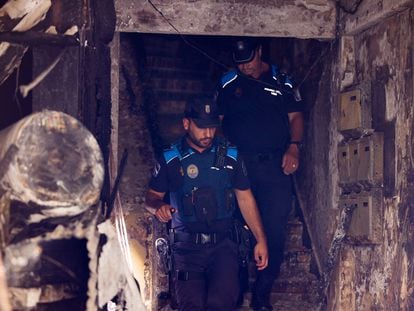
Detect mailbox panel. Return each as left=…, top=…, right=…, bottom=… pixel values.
left=339, top=132, right=384, bottom=187
left=356, top=133, right=384, bottom=185
left=345, top=190, right=383, bottom=244
left=339, top=89, right=361, bottom=130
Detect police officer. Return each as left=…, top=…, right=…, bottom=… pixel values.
left=145, top=96, right=268, bottom=311
left=216, top=37, right=304, bottom=311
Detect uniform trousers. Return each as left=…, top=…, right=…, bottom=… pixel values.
left=242, top=152, right=293, bottom=305
left=172, top=238, right=239, bottom=311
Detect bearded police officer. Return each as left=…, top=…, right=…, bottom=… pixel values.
left=216, top=37, right=304, bottom=311
left=145, top=96, right=268, bottom=311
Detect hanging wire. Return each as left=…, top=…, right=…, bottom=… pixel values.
left=297, top=40, right=336, bottom=89
left=147, top=0, right=338, bottom=93
left=147, top=0, right=229, bottom=71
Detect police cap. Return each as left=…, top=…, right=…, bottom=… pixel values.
left=232, top=37, right=259, bottom=64
left=184, top=96, right=220, bottom=128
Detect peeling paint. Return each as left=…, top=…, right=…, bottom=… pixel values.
left=325, top=6, right=414, bottom=310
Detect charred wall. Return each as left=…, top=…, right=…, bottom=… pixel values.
left=312, top=7, right=414, bottom=311
left=336, top=8, right=413, bottom=310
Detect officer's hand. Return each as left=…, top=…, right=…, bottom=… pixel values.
left=254, top=241, right=269, bottom=271
left=282, top=144, right=300, bottom=175
left=155, top=205, right=175, bottom=223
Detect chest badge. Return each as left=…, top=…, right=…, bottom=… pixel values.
left=186, top=164, right=199, bottom=179
left=234, top=87, right=243, bottom=98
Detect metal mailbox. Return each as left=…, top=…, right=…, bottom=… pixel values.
left=337, top=132, right=383, bottom=187
left=340, top=189, right=383, bottom=243
left=356, top=133, right=384, bottom=185
left=339, top=89, right=371, bottom=131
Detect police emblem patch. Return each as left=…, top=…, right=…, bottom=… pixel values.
left=187, top=164, right=199, bottom=179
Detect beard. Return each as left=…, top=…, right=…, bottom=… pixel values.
left=186, top=133, right=213, bottom=150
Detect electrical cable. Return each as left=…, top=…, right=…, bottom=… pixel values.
left=147, top=0, right=338, bottom=96
left=297, top=40, right=336, bottom=89
left=147, top=0, right=230, bottom=71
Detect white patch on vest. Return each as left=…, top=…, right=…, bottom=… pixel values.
left=152, top=161, right=161, bottom=177
left=187, top=164, right=199, bottom=179
left=264, top=87, right=282, bottom=96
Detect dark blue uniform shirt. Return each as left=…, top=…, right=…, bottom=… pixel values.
left=216, top=66, right=303, bottom=154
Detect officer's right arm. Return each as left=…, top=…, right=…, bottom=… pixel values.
left=235, top=189, right=268, bottom=270
left=145, top=189, right=174, bottom=223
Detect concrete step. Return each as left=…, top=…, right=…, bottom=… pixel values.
left=156, top=100, right=186, bottom=115
left=285, top=219, right=304, bottom=250
left=146, top=55, right=188, bottom=69
left=247, top=248, right=313, bottom=281
left=149, top=77, right=208, bottom=93
left=246, top=269, right=319, bottom=296
left=273, top=274, right=320, bottom=296
left=154, top=90, right=213, bottom=101
left=146, top=65, right=209, bottom=80
left=280, top=248, right=313, bottom=276
left=238, top=291, right=322, bottom=311
left=149, top=76, right=205, bottom=92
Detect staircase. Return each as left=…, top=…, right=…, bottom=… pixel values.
left=140, top=34, right=322, bottom=311
left=238, top=218, right=322, bottom=311
left=141, top=35, right=215, bottom=147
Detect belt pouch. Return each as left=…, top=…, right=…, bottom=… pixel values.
left=181, top=193, right=194, bottom=216
left=194, top=187, right=217, bottom=224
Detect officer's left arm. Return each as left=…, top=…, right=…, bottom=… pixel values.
left=234, top=189, right=268, bottom=270
left=282, top=111, right=304, bottom=175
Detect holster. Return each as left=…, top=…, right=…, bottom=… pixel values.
left=233, top=219, right=253, bottom=267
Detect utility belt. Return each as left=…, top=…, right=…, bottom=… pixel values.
left=241, top=150, right=283, bottom=163
left=171, top=221, right=252, bottom=281
left=169, top=229, right=232, bottom=245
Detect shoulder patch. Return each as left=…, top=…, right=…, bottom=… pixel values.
left=163, top=145, right=180, bottom=164
left=221, top=70, right=238, bottom=88
left=226, top=146, right=238, bottom=161
left=271, top=64, right=293, bottom=89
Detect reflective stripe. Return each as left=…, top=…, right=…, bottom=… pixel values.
left=221, top=70, right=238, bottom=88
left=222, top=74, right=238, bottom=88
left=163, top=146, right=180, bottom=164
left=285, top=82, right=293, bottom=88
left=226, top=147, right=238, bottom=161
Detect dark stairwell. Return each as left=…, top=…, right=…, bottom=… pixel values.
left=121, top=33, right=327, bottom=310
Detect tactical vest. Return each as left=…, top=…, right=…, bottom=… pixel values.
left=163, top=139, right=237, bottom=232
